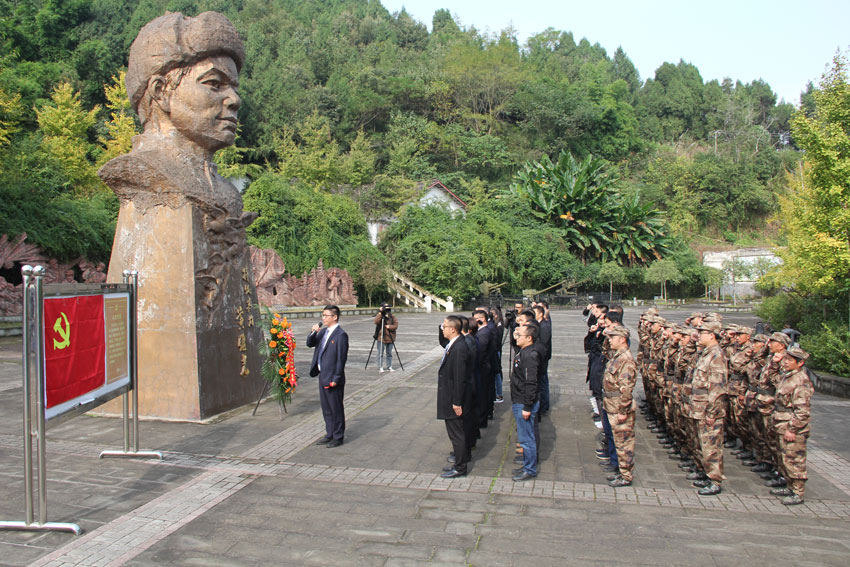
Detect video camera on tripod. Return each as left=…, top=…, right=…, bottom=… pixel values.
left=366, top=303, right=404, bottom=371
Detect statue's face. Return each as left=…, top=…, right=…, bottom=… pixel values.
left=166, top=55, right=240, bottom=152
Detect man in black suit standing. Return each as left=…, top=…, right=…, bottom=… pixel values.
left=307, top=305, right=348, bottom=448
left=473, top=309, right=496, bottom=425
left=438, top=316, right=471, bottom=478
left=533, top=304, right=552, bottom=415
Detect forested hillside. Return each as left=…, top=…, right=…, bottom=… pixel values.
left=0, top=0, right=807, bottom=302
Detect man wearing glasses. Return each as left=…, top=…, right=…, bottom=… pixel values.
left=307, top=305, right=349, bottom=448
left=511, top=324, right=541, bottom=481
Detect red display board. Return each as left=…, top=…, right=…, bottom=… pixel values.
left=41, top=291, right=131, bottom=422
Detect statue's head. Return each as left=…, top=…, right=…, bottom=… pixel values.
left=126, top=12, right=245, bottom=153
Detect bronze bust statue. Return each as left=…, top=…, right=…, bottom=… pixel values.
left=97, top=12, right=264, bottom=420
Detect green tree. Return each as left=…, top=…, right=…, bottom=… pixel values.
left=596, top=261, right=627, bottom=300
left=643, top=259, right=683, bottom=300
left=772, top=52, right=850, bottom=326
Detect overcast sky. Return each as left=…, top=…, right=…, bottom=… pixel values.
left=381, top=0, right=849, bottom=105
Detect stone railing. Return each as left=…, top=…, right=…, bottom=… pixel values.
left=389, top=272, right=454, bottom=313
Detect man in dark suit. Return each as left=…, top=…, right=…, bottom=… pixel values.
left=473, top=309, right=496, bottom=425
left=533, top=305, right=552, bottom=415
left=438, top=316, right=471, bottom=478
left=307, top=305, right=348, bottom=448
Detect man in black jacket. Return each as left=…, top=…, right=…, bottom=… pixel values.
left=533, top=305, right=552, bottom=415
left=474, top=309, right=497, bottom=421
left=511, top=322, right=541, bottom=481
left=437, top=316, right=471, bottom=478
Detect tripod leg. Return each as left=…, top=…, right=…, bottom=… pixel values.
left=391, top=341, right=404, bottom=371
left=252, top=380, right=271, bottom=416
left=365, top=338, right=377, bottom=369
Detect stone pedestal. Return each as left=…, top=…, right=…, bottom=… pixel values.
left=100, top=196, right=264, bottom=421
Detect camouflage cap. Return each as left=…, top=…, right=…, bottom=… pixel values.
left=644, top=307, right=659, bottom=316
left=646, top=315, right=664, bottom=324
left=725, top=323, right=741, bottom=333
left=126, top=11, right=246, bottom=113
left=696, top=321, right=722, bottom=335
left=785, top=346, right=809, bottom=361
left=769, top=332, right=792, bottom=346
left=752, top=333, right=770, bottom=343
left=603, top=325, right=631, bottom=339
left=737, top=326, right=754, bottom=336
left=673, top=325, right=690, bottom=335
left=689, top=311, right=706, bottom=319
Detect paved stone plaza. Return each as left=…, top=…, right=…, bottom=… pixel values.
left=0, top=307, right=849, bottom=566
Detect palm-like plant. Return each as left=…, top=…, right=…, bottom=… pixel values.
left=510, top=150, right=669, bottom=265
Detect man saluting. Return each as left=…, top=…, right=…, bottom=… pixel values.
left=307, top=305, right=348, bottom=448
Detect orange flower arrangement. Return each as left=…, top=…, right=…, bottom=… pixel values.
left=261, top=309, right=297, bottom=409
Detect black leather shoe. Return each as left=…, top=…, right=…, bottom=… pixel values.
left=442, top=464, right=455, bottom=472
left=512, top=467, right=525, bottom=475
left=765, top=477, right=787, bottom=487
left=741, top=459, right=758, bottom=467
left=692, top=479, right=711, bottom=488
left=609, top=477, right=632, bottom=487
left=758, top=471, right=776, bottom=480
left=736, top=451, right=754, bottom=460
left=686, top=471, right=708, bottom=480
left=512, top=471, right=537, bottom=482
left=326, top=439, right=343, bottom=448
left=698, top=482, right=722, bottom=496
left=770, top=487, right=793, bottom=496
left=447, top=455, right=456, bottom=464
left=606, top=472, right=622, bottom=481
left=513, top=456, right=523, bottom=464
left=751, top=462, right=773, bottom=473
left=315, top=437, right=332, bottom=445
left=440, top=468, right=467, bottom=478
left=723, top=439, right=738, bottom=448
left=678, top=460, right=695, bottom=468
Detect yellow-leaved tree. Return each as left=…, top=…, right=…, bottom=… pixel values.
left=97, top=71, right=137, bottom=166
left=36, top=82, right=102, bottom=194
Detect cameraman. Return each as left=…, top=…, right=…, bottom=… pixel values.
left=373, top=303, right=399, bottom=373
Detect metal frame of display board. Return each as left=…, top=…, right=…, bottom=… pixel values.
left=0, top=267, right=160, bottom=536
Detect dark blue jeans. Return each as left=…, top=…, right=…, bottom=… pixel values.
left=513, top=401, right=540, bottom=476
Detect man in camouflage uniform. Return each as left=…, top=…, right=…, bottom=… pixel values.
left=750, top=332, right=791, bottom=478
left=726, top=326, right=753, bottom=450
left=688, top=320, right=728, bottom=495
left=770, top=346, right=814, bottom=505
left=646, top=317, right=667, bottom=433
left=668, top=325, right=694, bottom=461
left=740, top=334, right=770, bottom=463
left=602, top=325, right=638, bottom=487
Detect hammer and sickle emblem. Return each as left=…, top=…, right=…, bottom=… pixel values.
left=53, top=312, right=70, bottom=350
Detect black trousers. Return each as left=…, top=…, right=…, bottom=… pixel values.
left=445, top=417, right=469, bottom=473
left=319, top=383, right=345, bottom=440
